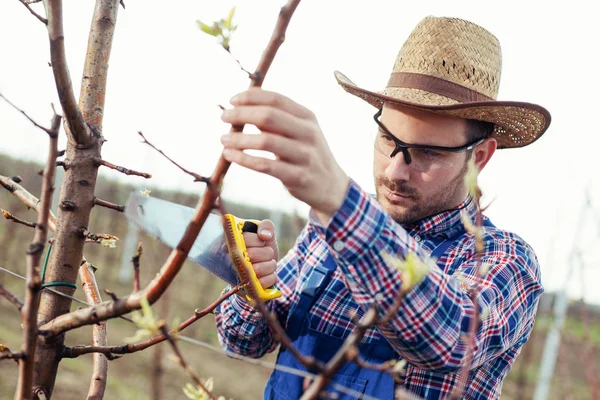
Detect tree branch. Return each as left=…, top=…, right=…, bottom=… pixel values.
left=159, top=323, right=217, bottom=400
left=79, top=0, right=120, bottom=133
left=77, top=228, right=118, bottom=243
left=131, top=242, right=142, bottom=293
left=2, top=209, right=37, bottom=228
left=138, top=131, right=209, bottom=183
left=37, top=0, right=303, bottom=338
left=15, top=109, right=61, bottom=399
left=62, top=283, right=244, bottom=359
left=0, top=283, right=24, bottom=311
left=17, top=0, right=47, bottom=24
left=43, top=0, right=92, bottom=145
left=0, top=176, right=57, bottom=232
left=96, top=158, right=152, bottom=179
left=79, top=261, right=108, bottom=400
left=0, top=93, right=55, bottom=133
left=93, top=197, right=124, bottom=212
left=301, top=307, right=378, bottom=400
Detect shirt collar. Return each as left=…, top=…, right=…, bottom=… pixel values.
left=403, top=196, right=478, bottom=239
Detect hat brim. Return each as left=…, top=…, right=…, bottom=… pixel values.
left=335, top=71, right=551, bottom=149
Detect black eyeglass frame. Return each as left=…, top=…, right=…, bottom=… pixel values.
left=373, top=109, right=486, bottom=165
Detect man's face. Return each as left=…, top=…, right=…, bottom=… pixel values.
left=373, top=104, right=471, bottom=225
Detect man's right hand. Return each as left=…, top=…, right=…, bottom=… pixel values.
left=238, top=219, right=279, bottom=300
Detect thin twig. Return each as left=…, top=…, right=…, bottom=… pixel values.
left=301, top=307, right=378, bottom=399
left=1, top=209, right=37, bottom=228
left=17, top=0, right=47, bottom=23
left=62, top=283, right=245, bottom=359
left=79, top=261, right=108, bottom=399
left=78, top=228, right=118, bottom=243
left=96, top=158, right=152, bottom=179
left=225, top=49, right=253, bottom=77
left=160, top=323, right=217, bottom=400
left=93, top=197, right=125, bottom=212
left=138, top=131, right=208, bottom=183
left=1, top=345, right=24, bottom=363
left=0, top=283, right=24, bottom=311
left=0, top=93, right=53, bottom=132
left=37, top=0, right=304, bottom=339
left=0, top=175, right=57, bottom=231
left=131, top=242, right=142, bottom=293
left=16, top=108, right=60, bottom=399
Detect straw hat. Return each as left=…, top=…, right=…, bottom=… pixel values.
left=335, top=16, right=551, bottom=148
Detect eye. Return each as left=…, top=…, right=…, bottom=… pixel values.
left=415, top=148, right=442, bottom=159
left=378, top=129, right=395, bottom=143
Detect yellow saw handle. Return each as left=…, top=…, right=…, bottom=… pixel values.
left=223, top=214, right=282, bottom=303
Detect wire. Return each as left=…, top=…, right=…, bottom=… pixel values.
left=0, top=265, right=377, bottom=400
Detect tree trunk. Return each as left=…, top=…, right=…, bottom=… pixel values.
left=31, top=0, right=120, bottom=397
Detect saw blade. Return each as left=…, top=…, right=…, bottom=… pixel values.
left=124, top=193, right=239, bottom=285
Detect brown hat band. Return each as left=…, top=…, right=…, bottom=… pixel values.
left=387, top=72, right=494, bottom=103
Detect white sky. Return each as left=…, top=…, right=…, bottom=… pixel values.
left=0, top=0, right=599, bottom=303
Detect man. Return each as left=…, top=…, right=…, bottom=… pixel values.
left=215, top=16, right=550, bottom=399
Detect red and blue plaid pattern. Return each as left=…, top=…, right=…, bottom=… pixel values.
left=216, top=180, right=543, bottom=399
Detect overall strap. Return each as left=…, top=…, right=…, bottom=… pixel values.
left=286, top=252, right=337, bottom=339
left=430, top=216, right=495, bottom=260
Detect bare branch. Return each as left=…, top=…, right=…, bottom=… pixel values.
left=0, top=93, right=55, bottom=134
left=138, top=131, right=208, bottom=183
left=96, top=158, right=152, bottom=179
left=93, top=197, right=125, bottom=212
left=0, top=176, right=57, bottom=232
left=37, top=0, right=304, bottom=338
left=2, top=209, right=37, bottom=228
left=159, top=323, right=217, bottom=400
left=17, top=0, right=47, bottom=24
left=301, top=307, right=378, bottom=399
left=1, top=345, right=24, bottom=363
left=62, top=283, right=244, bottom=359
left=44, top=0, right=92, bottom=144
left=0, top=283, right=24, bottom=311
left=79, top=261, right=108, bottom=400
left=131, top=242, right=142, bottom=293
left=77, top=228, right=118, bottom=243
left=15, top=109, right=60, bottom=399
left=78, top=0, right=120, bottom=133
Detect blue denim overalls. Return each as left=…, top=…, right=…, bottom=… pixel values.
left=265, top=219, right=494, bottom=399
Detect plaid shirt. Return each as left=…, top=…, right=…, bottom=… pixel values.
left=216, top=180, right=543, bottom=399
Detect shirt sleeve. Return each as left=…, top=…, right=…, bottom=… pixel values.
left=215, top=224, right=310, bottom=358
left=311, top=180, right=544, bottom=372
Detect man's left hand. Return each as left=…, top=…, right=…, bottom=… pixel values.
left=220, top=89, right=350, bottom=223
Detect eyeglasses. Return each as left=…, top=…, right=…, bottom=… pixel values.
left=373, top=109, right=484, bottom=172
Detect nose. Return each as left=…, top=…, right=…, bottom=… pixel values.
left=385, top=150, right=411, bottom=182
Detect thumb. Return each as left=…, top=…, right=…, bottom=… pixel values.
left=257, top=219, right=275, bottom=242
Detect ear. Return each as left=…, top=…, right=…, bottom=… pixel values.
left=473, top=138, right=497, bottom=171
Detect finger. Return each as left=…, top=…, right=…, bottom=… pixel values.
left=247, top=246, right=275, bottom=264
left=221, top=106, right=312, bottom=140
left=252, top=259, right=277, bottom=279
left=243, top=231, right=267, bottom=248
left=258, top=273, right=278, bottom=289
left=222, top=148, right=303, bottom=186
left=257, top=219, right=275, bottom=242
left=221, top=131, right=308, bottom=164
left=230, top=88, right=315, bottom=120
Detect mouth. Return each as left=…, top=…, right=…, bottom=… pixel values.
left=383, top=187, right=413, bottom=202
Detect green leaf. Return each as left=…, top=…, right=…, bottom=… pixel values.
left=225, top=7, right=236, bottom=29
left=197, top=21, right=217, bottom=37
